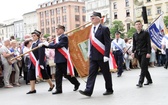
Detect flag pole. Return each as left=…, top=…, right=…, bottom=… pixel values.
left=11, top=22, right=92, bottom=61
left=146, top=13, right=163, bottom=30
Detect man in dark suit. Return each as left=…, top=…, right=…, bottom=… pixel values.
left=79, top=12, right=113, bottom=96
left=132, top=20, right=153, bottom=87
left=40, top=25, right=80, bottom=95
left=27, top=30, right=54, bottom=94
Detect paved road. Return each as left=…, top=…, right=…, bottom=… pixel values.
left=0, top=66, right=168, bottom=105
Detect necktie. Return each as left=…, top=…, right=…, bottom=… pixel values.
left=93, top=27, right=96, bottom=34
left=32, top=43, right=36, bottom=48
left=117, top=39, right=118, bottom=43
left=115, top=39, right=118, bottom=50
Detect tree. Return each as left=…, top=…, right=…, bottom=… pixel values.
left=164, top=16, right=168, bottom=28
left=43, top=34, right=50, bottom=39
left=126, top=27, right=136, bottom=38
left=110, top=20, right=125, bottom=38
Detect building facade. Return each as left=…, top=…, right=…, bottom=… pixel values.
left=0, top=24, right=5, bottom=42
left=110, top=0, right=168, bottom=33
left=23, top=11, right=38, bottom=36
left=5, top=23, right=14, bottom=39
left=37, top=0, right=86, bottom=36
left=110, top=0, right=134, bottom=32
left=84, top=0, right=110, bottom=26
left=140, top=0, right=168, bottom=24
left=14, top=20, right=24, bottom=40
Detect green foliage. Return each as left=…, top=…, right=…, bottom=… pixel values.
left=16, top=38, right=21, bottom=41
left=164, top=16, right=168, bottom=27
left=126, top=27, right=136, bottom=38
left=43, top=34, right=50, bottom=38
left=110, top=21, right=125, bottom=38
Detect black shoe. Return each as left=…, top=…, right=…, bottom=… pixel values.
left=136, top=83, right=143, bottom=87
left=73, top=83, right=80, bottom=91
left=48, top=84, right=55, bottom=91
left=164, top=66, right=167, bottom=69
left=26, top=90, right=36, bottom=94
left=52, top=91, right=62, bottom=95
left=79, top=90, right=91, bottom=97
left=144, top=81, right=153, bottom=85
left=117, top=74, right=121, bottom=77
left=103, top=91, right=113, bottom=95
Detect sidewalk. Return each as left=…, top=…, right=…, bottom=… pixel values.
left=0, top=66, right=168, bottom=105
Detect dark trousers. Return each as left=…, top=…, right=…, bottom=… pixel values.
left=113, top=50, right=124, bottom=75
left=137, top=54, right=152, bottom=84
left=55, top=62, right=79, bottom=91
left=157, top=54, right=162, bottom=66
left=164, top=49, right=168, bottom=68
left=85, top=60, right=113, bottom=95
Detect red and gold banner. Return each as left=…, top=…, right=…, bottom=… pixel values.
left=68, top=25, right=92, bottom=77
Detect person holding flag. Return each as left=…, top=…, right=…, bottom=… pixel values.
left=39, top=25, right=80, bottom=95
left=132, top=20, right=153, bottom=88
left=161, top=34, right=168, bottom=69
left=79, top=12, right=114, bottom=96
left=26, top=30, right=54, bottom=94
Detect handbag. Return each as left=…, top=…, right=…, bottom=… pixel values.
left=128, top=55, right=133, bottom=60
left=48, top=59, right=55, bottom=67
left=124, top=53, right=128, bottom=59
left=6, top=56, right=15, bottom=65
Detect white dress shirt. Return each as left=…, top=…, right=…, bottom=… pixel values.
left=111, top=38, right=126, bottom=51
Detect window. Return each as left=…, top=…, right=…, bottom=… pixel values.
left=41, top=20, right=44, bottom=26
left=82, top=16, right=86, bottom=22
left=113, top=2, right=117, bottom=9
left=75, top=6, right=79, bottom=12
left=51, top=27, right=55, bottom=33
left=51, top=18, right=55, bottom=24
left=82, top=7, right=86, bottom=13
left=40, top=12, right=44, bottom=18
left=114, top=12, right=117, bottom=19
left=156, top=7, right=161, bottom=14
left=57, top=16, right=61, bottom=23
left=46, top=28, right=50, bottom=34
left=45, top=10, right=49, bottom=17
left=46, top=19, right=49, bottom=25
left=75, top=15, right=80, bottom=21
left=56, top=8, right=60, bottom=14
left=41, top=28, right=44, bottom=34
left=125, top=0, right=129, bottom=7
left=147, top=8, right=151, bottom=16
left=50, top=9, right=54, bottom=16
left=127, top=23, right=130, bottom=32
left=126, top=10, right=130, bottom=17
left=63, top=15, right=67, bottom=22
left=62, top=6, right=66, bottom=13
left=147, top=0, right=151, bottom=2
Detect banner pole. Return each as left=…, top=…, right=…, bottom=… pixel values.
left=146, top=13, right=163, bottom=30
left=11, top=22, right=92, bottom=61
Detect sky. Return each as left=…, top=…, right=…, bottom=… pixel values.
left=0, top=0, right=49, bottom=23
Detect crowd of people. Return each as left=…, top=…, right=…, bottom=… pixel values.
left=0, top=12, right=167, bottom=97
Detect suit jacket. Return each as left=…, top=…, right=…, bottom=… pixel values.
left=47, top=34, right=68, bottom=63
left=29, top=39, right=46, bottom=69
left=90, top=24, right=111, bottom=60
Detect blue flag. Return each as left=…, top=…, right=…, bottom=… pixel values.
left=148, top=15, right=166, bottom=49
